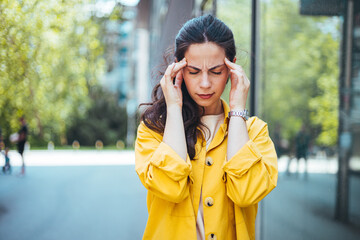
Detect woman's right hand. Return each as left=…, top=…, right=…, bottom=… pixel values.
left=160, top=58, right=187, bottom=109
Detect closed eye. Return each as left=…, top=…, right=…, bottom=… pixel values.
left=212, top=71, right=222, bottom=75
left=189, top=71, right=200, bottom=75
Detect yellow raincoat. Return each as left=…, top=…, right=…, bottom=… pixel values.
left=135, top=100, right=278, bottom=240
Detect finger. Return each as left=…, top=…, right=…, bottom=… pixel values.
left=231, top=69, right=247, bottom=80
left=174, top=70, right=183, bottom=87
left=171, top=59, right=187, bottom=78
left=163, top=62, right=176, bottom=83
left=161, top=63, right=175, bottom=88
left=224, top=57, right=237, bottom=70
left=229, top=69, right=239, bottom=86
left=231, top=69, right=248, bottom=87
left=170, top=58, right=187, bottom=78
left=225, top=57, right=244, bottom=73
left=165, top=62, right=175, bottom=75
left=230, top=69, right=251, bottom=89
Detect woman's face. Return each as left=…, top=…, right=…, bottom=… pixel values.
left=183, top=42, right=229, bottom=115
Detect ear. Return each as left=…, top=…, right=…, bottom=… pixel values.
left=233, top=57, right=237, bottom=63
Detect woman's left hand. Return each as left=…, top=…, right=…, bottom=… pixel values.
left=225, top=58, right=250, bottom=110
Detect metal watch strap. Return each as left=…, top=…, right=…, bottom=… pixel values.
left=228, top=109, right=249, bottom=121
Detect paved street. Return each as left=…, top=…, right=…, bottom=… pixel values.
left=0, top=150, right=148, bottom=240
left=262, top=172, right=360, bottom=240
left=0, top=150, right=360, bottom=240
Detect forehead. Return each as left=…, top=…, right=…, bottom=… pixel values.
left=184, top=42, right=225, bottom=64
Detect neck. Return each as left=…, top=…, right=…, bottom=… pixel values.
left=203, top=99, right=223, bottom=115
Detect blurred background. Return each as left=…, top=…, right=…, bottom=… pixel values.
left=0, top=0, right=359, bottom=239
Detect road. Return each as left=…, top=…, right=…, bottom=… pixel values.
left=0, top=150, right=147, bottom=240
left=0, top=150, right=359, bottom=240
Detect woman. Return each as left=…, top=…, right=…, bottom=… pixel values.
left=135, top=14, right=278, bottom=240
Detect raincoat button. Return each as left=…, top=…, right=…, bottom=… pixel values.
left=208, top=233, right=217, bottom=240
left=205, top=197, right=214, bottom=207
left=205, top=156, right=213, bottom=166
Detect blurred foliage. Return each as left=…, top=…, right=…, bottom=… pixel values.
left=0, top=0, right=340, bottom=150
left=219, top=0, right=339, bottom=148
left=0, top=0, right=107, bottom=147
left=66, top=86, right=127, bottom=146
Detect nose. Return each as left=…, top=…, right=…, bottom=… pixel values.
left=200, top=72, right=211, bottom=89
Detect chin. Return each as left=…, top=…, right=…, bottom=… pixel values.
left=194, top=98, right=217, bottom=108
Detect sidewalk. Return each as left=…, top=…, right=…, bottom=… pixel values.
left=262, top=172, right=360, bottom=240
left=0, top=151, right=359, bottom=240
left=0, top=165, right=148, bottom=240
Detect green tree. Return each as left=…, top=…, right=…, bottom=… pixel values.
left=218, top=0, right=252, bottom=103
left=66, top=87, right=127, bottom=146
left=0, top=0, right=105, bottom=146
left=218, top=0, right=339, bottom=149
left=261, top=0, right=339, bottom=147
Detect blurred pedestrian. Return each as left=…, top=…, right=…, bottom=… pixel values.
left=0, top=126, right=4, bottom=151
left=17, top=116, right=28, bottom=175
left=0, top=126, right=5, bottom=168
left=273, top=123, right=288, bottom=157
left=135, top=14, right=278, bottom=240
left=2, top=147, right=11, bottom=174
left=286, top=124, right=310, bottom=178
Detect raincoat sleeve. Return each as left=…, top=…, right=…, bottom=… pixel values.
left=222, top=117, right=278, bottom=207
left=135, top=122, right=193, bottom=203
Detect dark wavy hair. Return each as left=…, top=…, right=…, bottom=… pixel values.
left=140, top=14, right=236, bottom=160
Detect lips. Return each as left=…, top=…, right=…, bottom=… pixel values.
left=197, top=93, right=214, bottom=99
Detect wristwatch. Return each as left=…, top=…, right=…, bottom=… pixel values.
left=228, top=109, right=249, bottom=121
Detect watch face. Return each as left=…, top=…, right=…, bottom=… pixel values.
left=228, top=110, right=249, bottom=120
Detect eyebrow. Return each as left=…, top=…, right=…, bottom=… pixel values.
left=187, top=64, right=225, bottom=71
